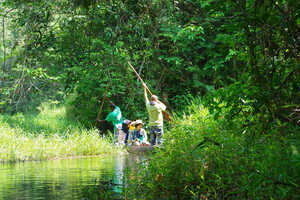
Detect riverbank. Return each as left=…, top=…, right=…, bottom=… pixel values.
left=0, top=122, right=122, bottom=163
left=0, top=103, right=121, bottom=163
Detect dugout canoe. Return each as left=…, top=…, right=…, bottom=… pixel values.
left=126, top=145, right=155, bottom=154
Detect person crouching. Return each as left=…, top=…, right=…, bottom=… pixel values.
left=131, top=120, right=149, bottom=146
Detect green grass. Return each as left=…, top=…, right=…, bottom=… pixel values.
left=124, top=98, right=300, bottom=199
left=0, top=102, right=83, bottom=136
left=0, top=103, right=121, bottom=162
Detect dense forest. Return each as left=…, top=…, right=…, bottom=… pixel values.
left=1, top=0, right=300, bottom=199
left=1, top=0, right=298, bottom=124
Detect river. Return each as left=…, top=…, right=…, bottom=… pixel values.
left=0, top=154, right=145, bottom=200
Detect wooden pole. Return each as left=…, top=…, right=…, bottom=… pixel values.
left=127, top=61, right=171, bottom=121
left=128, top=61, right=152, bottom=95
left=95, top=84, right=109, bottom=126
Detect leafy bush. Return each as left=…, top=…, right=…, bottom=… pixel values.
left=125, top=97, right=300, bottom=199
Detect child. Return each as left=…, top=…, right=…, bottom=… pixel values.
left=131, top=120, right=149, bottom=146
left=126, top=121, right=136, bottom=146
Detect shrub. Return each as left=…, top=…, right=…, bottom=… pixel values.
left=125, top=97, right=300, bottom=199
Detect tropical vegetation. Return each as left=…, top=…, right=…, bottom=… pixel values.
left=0, top=0, right=299, bottom=199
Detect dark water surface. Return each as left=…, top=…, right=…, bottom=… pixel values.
left=0, top=154, right=144, bottom=200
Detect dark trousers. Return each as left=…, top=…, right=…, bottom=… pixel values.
left=150, top=126, right=163, bottom=145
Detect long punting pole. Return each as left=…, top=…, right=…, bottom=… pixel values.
left=128, top=61, right=171, bottom=122
left=95, top=84, right=109, bottom=126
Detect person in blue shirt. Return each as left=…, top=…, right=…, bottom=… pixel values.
left=131, top=120, right=149, bottom=146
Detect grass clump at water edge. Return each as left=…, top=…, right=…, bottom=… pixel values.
left=0, top=103, right=120, bottom=162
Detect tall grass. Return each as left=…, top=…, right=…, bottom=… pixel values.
left=0, top=103, right=83, bottom=136
left=124, top=98, right=300, bottom=199
left=0, top=103, right=121, bottom=162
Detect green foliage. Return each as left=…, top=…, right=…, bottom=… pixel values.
left=0, top=102, right=82, bottom=136
left=1, top=0, right=299, bottom=129
left=125, top=97, right=300, bottom=199
left=0, top=0, right=300, bottom=198
left=0, top=103, right=120, bottom=162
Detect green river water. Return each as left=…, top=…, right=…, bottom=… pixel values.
left=0, top=154, right=144, bottom=200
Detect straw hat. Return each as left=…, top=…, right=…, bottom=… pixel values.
left=134, top=119, right=143, bottom=125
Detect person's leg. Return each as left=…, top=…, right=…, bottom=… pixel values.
left=115, top=124, right=123, bottom=145
left=114, top=128, right=120, bottom=143
left=124, top=131, right=129, bottom=145
left=118, top=130, right=126, bottom=145
left=114, top=129, right=120, bottom=144
left=156, top=127, right=164, bottom=145
left=150, top=127, right=156, bottom=146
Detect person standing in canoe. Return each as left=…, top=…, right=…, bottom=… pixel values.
left=143, top=83, right=166, bottom=146
left=97, top=96, right=124, bottom=145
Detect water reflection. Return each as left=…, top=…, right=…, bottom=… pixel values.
left=0, top=154, right=146, bottom=200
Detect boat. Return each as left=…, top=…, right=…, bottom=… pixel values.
left=126, top=145, right=155, bottom=154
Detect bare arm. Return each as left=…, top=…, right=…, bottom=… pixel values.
left=143, top=86, right=149, bottom=104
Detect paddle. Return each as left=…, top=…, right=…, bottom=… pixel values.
left=127, top=61, right=171, bottom=122
left=95, top=84, right=110, bottom=126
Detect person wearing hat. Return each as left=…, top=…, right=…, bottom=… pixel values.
left=131, top=120, right=149, bottom=146
left=126, top=121, right=136, bottom=145
left=143, top=84, right=166, bottom=146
